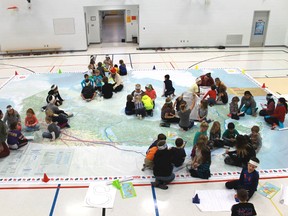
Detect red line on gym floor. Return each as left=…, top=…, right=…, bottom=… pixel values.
left=0, top=175, right=287, bottom=190
left=49, top=65, right=55, bottom=72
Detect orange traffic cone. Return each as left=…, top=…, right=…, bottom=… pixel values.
left=15, top=71, right=18, bottom=75
left=262, top=83, right=266, bottom=88
left=42, top=173, right=50, bottom=183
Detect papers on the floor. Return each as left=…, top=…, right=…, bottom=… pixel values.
left=85, top=182, right=116, bottom=208
left=120, top=182, right=137, bottom=199
left=194, top=189, right=236, bottom=212
left=258, top=182, right=280, bottom=199
left=25, top=136, right=34, bottom=141
left=280, top=186, right=288, bottom=205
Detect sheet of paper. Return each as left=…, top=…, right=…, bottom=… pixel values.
left=258, top=182, right=280, bottom=199
left=85, top=182, right=116, bottom=209
left=280, top=186, right=288, bottom=205
left=120, top=182, right=137, bottom=199
left=194, top=189, right=236, bottom=212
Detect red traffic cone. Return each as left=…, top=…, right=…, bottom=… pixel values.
left=15, top=71, right=18, bottom=75
left=262, top=83, right=266, bottom=88
left=42, top=173, right=50, bottom=183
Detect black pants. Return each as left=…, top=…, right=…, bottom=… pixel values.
left=113, top=84, right=123, bottom=93
left=225, top=180, right=255, bottom=200
left=265, top=116, right=279, bottom=126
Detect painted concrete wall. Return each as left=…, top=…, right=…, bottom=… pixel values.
left=0, top=0, right=287, bottom=51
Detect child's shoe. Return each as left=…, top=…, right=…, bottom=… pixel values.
left=271, top=123, right=277, bottom=130
left=139, top=115, right=142, bottom=120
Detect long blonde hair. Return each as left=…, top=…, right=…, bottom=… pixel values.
left=210, top=121, right=220, bottom=134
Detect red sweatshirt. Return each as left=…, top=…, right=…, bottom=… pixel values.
left=271, top=105, right=286, bottom=123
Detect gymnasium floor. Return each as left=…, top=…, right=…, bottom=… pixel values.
left=1, top=45, right=288, bottom=216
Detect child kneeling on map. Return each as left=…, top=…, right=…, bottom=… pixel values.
left=231, top=189, right=257, bottom=216
left=42, top=116, right=61, bottom=141
left=225, top=157, right=260, bottom=200
left=45, top=109, right=70, bottom=129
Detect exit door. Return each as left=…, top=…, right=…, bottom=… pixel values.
left=250, top=11, right=270, bottom=47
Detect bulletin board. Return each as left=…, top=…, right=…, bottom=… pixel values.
left=53, top=18, right=75, bottom=35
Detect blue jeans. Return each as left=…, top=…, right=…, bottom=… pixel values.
left=155, top=173, right=175, bottom=184
left=25, top=124, right=40, bottom=132
left=42, top=132, right=52, bottom=139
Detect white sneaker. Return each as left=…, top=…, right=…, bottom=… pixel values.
left=136, top=114, right=140, bottom=119
left=139, top=115, right=142, bottom=120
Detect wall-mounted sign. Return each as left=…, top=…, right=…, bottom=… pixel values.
left=254, top=20, right=265, bottom=35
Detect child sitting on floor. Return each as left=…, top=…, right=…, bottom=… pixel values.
left=125, top=94, right=135, bottom=115
left=229, top=96, right=244, bottom=120
left=222, top=122, right=240, bottom=147
left=141, top=141, right=161, bottom=171
left=191, top=123, right=209, bottom=158
left=224, top=135, right=256, bottom=167
left=134, top=95, right=146, bottom=119
left=188, top=145, right=211, bottom=179
left=141, top=93, right=154, bottom=117
left=198, top=100, right=212, bottom=123
left=119, top=60, right=127, bottom=76
left=259, top=93, right=275, bottom=117
left=7, top=122, right=28, bottom=150
left=81, top=74, right=94, bottom=89
left=231, top=189, right=257, bottom=216
left=101, top=76, right=113, bottom=99
left=208, top=121, right=224, bottom=148
left=202, top=84, right=217, bottom=106
left=249, top=125, right=262, bottom=153
left=92, top=69, right=103, bottom=93
left=147, top=133, right=167, bottom=151
left=81, top=80, right=96, bottom=101
left=24, top=108, right=40, bottom=132
left=0, top=109, right=10, bottom=158
left=225, top=157, right=260, bottom=200
left=170, top=138, right=186, bottom=168
left=42, top=116, right=61, bottom=141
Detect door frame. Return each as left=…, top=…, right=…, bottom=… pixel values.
left=249, top=11, right=270, bottom=47
left=99, top=9, right=126, bottom=43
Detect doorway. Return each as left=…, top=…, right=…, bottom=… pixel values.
left=250, top=11, right=270, bottom=47
left=99, top=10, right=126, bottom=43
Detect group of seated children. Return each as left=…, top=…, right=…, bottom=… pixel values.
left=125, top=84, right=156, bottom=119
left=229, top=91, right=288, bottom=130
left=143, top=133, right=186, bottom=189
left=84, top=55, right=127, bottom=100
left=0, top=84, right=75, bottom=156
